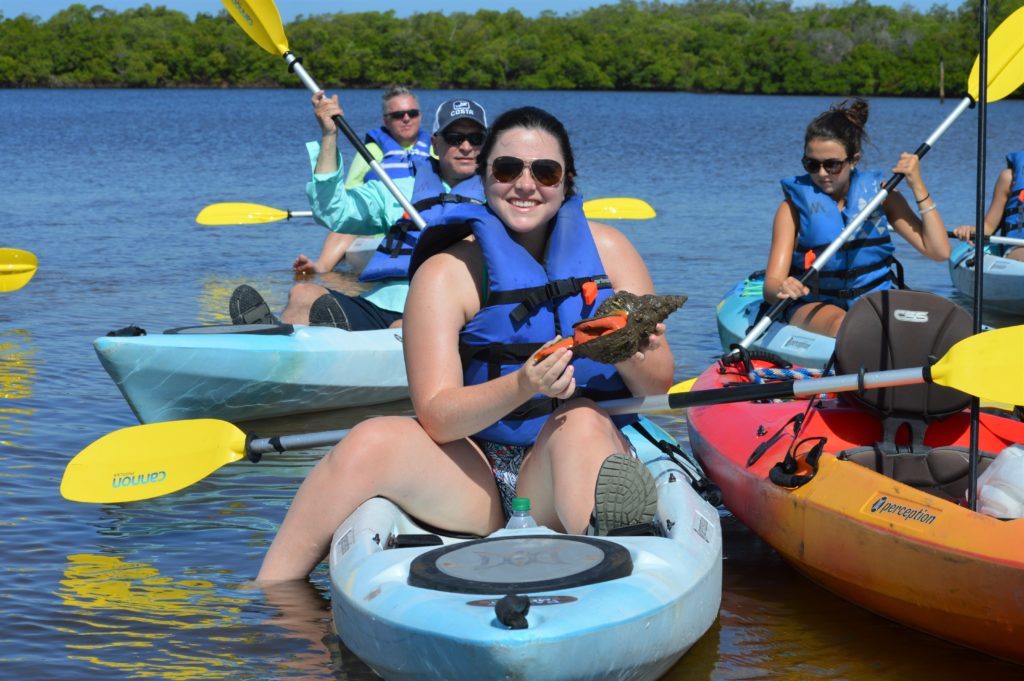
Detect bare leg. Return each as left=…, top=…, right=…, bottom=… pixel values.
left=257, top=416, right=504, bottom=582
left=788, top=301, right=846, bottom=338
left=1006, top=246, right=1024, bottom=261
left=281, top=282, right=331, bottom=325
left=294, top=232, right=359, bottom=274
left=516, top=400, right=632, bottom=534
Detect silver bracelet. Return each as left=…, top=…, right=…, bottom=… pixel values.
left=920, top=204, right=937, bottom=215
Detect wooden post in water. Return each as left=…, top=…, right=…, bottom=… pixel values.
left=939, top=56, right=945, bottom=103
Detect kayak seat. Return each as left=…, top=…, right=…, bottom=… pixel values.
left=834, top=289, right=972, bottom=420
left=839, top=442, right=994, bottom=501
left=833, top=292, right=982, bottom=498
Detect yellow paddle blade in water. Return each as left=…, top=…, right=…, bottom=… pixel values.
left=968, top=5, right=1024, bottom=102
left=582, top=197, right=656, bottom=220
left=196, top=202, right=289, bottom=225
left=928, top=325, right=1024, bottom=406
left=0, top=248, right=38, bottom=292
left=220, top=0, right=290, bottom=56
left=61, top=419, right=248, bottom=503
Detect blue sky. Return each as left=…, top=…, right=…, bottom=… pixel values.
left=2, top=0, right=957, bottom=21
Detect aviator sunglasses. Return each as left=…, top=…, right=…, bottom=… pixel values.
left=802, top=156, right=849, bottom=175
left=441, top=130, right=487, bottom=147
left=490, top=156, right=564, bottom=187
left=385, top=108, right=420, bottom=121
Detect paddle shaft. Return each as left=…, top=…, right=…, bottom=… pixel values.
left=248, top=428, right=351, bottom=456
left=734, top=96, right=974, bottom=354
left=947, top=230, right=1024, bottom=247
left=600, top=366, right=930, bottom=415
left=281, top=53, right=427, bottom=230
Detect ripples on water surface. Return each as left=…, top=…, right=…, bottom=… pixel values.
left=2, top=88, right=1022, bottom=679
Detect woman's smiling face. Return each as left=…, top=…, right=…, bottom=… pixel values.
left=483, top=126, right=566, bottom=240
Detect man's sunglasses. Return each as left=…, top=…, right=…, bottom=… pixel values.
left=441, top=131, right=486, bottom=147
left=801, top=156, right=849, bottom=175
left=385, top=109, right=420, bottom=121
left=490, top=156, right=564, bottom=187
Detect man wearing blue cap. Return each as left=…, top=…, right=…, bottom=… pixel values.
left=230, top=95, right=488, bottom=331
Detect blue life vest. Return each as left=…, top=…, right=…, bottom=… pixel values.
left=362, top=126, right=432, bottom=183
left=1000, top=151, right=1024, bottom=243
left=413, top=196, right=634, bottom=446
left=359, top=158, right=484, bottom=283
left=782, top=168, right=898, bottom=307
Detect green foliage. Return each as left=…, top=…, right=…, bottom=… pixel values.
left=0, top=0, right=1016, bottom=97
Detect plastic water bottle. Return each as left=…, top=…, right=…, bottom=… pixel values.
left=506, top=497, right=538, bottom=529
left=976, top=444, right=1024, bottom=518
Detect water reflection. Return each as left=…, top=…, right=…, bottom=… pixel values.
left=0, top=329, right=37, bottom=443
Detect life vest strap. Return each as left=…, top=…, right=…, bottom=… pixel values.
left=486, top=275, right=612, bottom=323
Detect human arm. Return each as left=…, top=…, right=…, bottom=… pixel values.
left=954, top=168, right=1013, bottom=241
left=404, top=242, right=577, bottom=444
left=343, top=143, right=382, bottom=189
left=591, top=222, right=675, bottom=396
left=884, top=153, right=950, bottom=261
left=293, top=232, right=359, bottom=274
left=763, top=199, right=810, bottom=304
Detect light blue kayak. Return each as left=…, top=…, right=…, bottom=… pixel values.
left=95, top=324, right=408, bottom=423
left=329, top=416, right=722, bottom=681
left=948, top=241, right=1024, bottom=316
left=716, top=271, right=835, bottom=368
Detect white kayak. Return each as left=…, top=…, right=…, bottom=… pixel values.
left=716, top=271, right=835, bottom=368
left=948, top=241, right=1024, bottom=316
left=95, top=323, right=407, bottom=423
left=343, top=235, right=380, bottom=274
left=328, top=416, right=723, bottom=681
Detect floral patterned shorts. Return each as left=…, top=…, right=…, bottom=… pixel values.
left=473, top=439, right=530, bottom=519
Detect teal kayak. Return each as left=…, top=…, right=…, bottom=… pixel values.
left=329, top=416, right=722, bottom=681
left=948, top=241, right=1024, bottom=316
left=95, top=324, right=408, bottom=423
left=716, top=271, right=835, bottom=368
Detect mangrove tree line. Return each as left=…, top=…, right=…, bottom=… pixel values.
left=0, top=0, right=1020, bottom=96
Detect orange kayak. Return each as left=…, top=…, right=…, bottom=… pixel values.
left=686, top=361, right=1024, bottom=664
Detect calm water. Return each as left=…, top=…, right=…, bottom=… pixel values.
left=2, top=88, right=1022, bottom=680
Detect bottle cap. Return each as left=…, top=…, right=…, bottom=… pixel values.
left=511, top=497, right=530, bottom=512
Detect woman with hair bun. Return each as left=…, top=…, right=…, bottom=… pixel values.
left=764, top=98, right=951, bottom=337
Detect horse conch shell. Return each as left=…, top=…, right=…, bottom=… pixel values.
left=535, top=291, right=688, bottom=365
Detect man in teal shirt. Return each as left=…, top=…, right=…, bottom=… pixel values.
left=292, top=85, right=430, bottom=275
left=229, top=95, right=487, bottom=330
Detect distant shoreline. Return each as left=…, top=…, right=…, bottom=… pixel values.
left=1, top=2, right=1013, bottom=98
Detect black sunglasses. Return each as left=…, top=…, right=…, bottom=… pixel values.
left=385, top=109, right=420, bottom=121
left=490, top=156, right=564, bottom=187
left=802, top=156, right=849, bottom=175
left=441, top=131, right=486, bottom=147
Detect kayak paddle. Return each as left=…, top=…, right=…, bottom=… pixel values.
left=60, top=325, right=1022, bottom=505
left=0, top=248, right=38, bottom=292
left=221, top=0, right=427, bottom=229
left=196, top=198, right=656, bottom=226
left=732, top=5, right=1024, bottom=355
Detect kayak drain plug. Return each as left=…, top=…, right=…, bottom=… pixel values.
left=495, top=593, right=530, bottom=629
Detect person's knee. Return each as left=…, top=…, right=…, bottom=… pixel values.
left=325, top=416, right=418, bottom=475
left=552, top=399, right=618, bottom=439
left=288, top=282, right=329, bottom=308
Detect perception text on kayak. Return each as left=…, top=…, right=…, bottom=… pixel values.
left=870, top=496, right=937, bottom=525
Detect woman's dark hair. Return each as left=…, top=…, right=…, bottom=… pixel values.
left=477, top=106, right=577, bottom=197
left=804, top=97, right=870, bottom=159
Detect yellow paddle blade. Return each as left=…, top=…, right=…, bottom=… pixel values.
left=196, top=202, right=289, bottom=225
left=582, top=198, right=656, bottom=220
left=221, top=0, right=290, bottom=56
left=929, top=325, right=1024, bottom=406
left=968, top=5, right=1024, bottom=102
left=669, top=377, right=697, bottom=394
left=0, top=248, right=38, bottom=292
left=61, top=419, right=248, bottom=504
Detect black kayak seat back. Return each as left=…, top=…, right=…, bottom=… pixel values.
left=834, top=289, right=972, bottom=420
